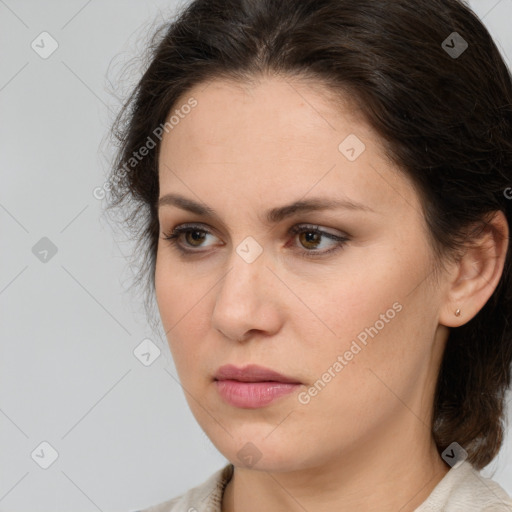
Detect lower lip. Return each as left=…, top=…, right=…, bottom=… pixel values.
left=215, top=380, right=301, bottom=408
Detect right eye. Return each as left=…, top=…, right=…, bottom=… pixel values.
left=161, top=224, right=219, bottom=253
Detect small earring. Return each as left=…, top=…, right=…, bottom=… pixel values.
left=455, top=308, right=461, bottom=316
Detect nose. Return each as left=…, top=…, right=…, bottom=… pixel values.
left=211, top=246, right=283, bottom=343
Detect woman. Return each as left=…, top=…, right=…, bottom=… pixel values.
left=107, top=0, right=512, bottom=510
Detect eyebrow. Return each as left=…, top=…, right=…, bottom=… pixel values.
left=157, top=193, right=375, bottom=224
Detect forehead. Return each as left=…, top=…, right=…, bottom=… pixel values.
left=162, top=75, right=368, bottom=161
left=157, top=75, right=420, bottom=218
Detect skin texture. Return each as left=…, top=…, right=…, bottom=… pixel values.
left=154, top=75, right=509, bottom=512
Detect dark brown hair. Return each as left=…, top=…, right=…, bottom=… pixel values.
left=105, top=0, right=512, bottom=470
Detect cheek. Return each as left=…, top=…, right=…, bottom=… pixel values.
left=155, top=253, right=192, bottom=356
left=291, top=308, right=428, bottom=452
left=154, top=252, right=176, bottom=330
left=301, top=262, right=402, bottom=343
left=298, top=244, right=431, bottom=380
left=154, top=247, right=198, bottom=325
left=154, top=253, right=207, bottom=369
left=310, top=267, right=434, bottom=410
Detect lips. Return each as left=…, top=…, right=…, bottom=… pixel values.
left=214, top=364, right=301, bottom=384
left=213, top=364, right=302, bottom=408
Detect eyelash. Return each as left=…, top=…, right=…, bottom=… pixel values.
left=161, top=223, right=349, bottom=259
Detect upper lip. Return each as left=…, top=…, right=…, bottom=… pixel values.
left=214, top=364, right=301, bottom=384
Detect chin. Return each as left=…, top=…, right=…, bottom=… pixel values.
left=205, top=427, right=313, bottom=472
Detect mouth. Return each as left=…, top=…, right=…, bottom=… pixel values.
left=214, top=363, right=302, bottom=383
left=213, top=364, right=302, bottom=408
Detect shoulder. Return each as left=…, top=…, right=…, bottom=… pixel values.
left=415, top=460, right=512, bottom=512
left=134, top=463, right=234, bottom=512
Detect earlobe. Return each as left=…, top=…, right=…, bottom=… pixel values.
left=439, top=210, right=509, bottom=328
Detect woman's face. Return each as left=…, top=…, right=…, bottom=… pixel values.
left=155, top=76, right=450, bottom=472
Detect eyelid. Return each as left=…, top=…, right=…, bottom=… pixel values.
left=161, top=222, right=349, bottom=256
left=162, top=221, right=346, bottom=239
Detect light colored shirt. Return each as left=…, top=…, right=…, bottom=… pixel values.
left=136, top=459, right=512, bottom=511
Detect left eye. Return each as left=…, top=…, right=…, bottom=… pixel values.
left=161, top=223, right=349, bottom=257
left=287, top=225, right=349, bottom=255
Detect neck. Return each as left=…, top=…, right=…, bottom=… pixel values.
left=222, top=416, right=450, bottom=512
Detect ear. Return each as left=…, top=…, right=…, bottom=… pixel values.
left=439, top=210, right=509, bottom=328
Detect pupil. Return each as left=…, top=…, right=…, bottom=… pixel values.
left=303, top=231, right=319, bottom=247
left=189, top=231, right=205, bottom=244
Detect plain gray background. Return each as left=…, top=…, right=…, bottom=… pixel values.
left=1, top=0, right=511, bottom=510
